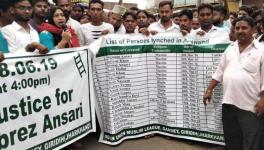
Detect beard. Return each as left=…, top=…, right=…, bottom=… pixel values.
left=180, top=24, right=189, bottom=31
left=35, top=11, right=47, bottom=18
left=212, top=19, right=221, bottom=26
left=236, top=33, right=247, bottom=42
left=160, top=16, right=170, bottom=23
left=63, top=10, right=70, bottom=20
left=15, top=15, right=31, bottom=22
left=201, top=21, right=212, bottom=29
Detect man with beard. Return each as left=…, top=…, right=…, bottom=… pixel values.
left=204, top=16, right=264, bottom=150
left=178, top=9, right=193, bottom=36
left=108, top=5, right=126, bottom=34
left=71, top=4, right=84, bottom=22
left=189, top=3, right=228, bottom=39
left=146, top=1, right=179, bottom=35
left=2, top=0, right=48, bottom=53
left=212, top=5, right=229, bottom=32
left=29, top=0, right=49, bottom=33
left=54, top=0, right=80, bottom=33
left=78, top=0, right=113, bottom=46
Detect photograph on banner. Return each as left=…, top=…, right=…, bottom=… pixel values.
left=0, top=48, right=96, bottom=150
left=91, top=33, right=230, bottom=145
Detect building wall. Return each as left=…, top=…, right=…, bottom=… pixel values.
left=228, top=1, right=239, bottom=11
left=242, top=0, right=262, bottom=7
left=104, top=2, right=137, bottom=10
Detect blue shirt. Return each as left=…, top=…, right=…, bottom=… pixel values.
left=0, top=32, right=9, bottom=53
left=39, top=31, right=55, bottom=50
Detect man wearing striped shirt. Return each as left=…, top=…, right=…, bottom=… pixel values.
left=78, top=0, right=114, bottom=46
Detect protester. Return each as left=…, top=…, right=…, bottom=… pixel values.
left=227, top=11, right=238, bottom=27
left=192, top=8, right=198, bottom=18
left=258, top=17, right=264, bottom=43
left=2, top=0, right=48, bottom=53
left=78, top=0, right=114, bottom=46
left=39, top=7, right=80, bottom=50
left=137, top=10, right=149, bottom=29
left=71, top=4, right=84, bottom=22
left=191, top=17, right=200, bottom=30
left=148, top=13, right=156, bottom=25
left=0, top=0, right=14, bottom=53
left=172, top=12, right=180, bottom=25
left=54, top=0, right=80, bottom=34
left=204, top=16, right=264, bottom=150
left=178, top=9, right=193, bottom=36
left=29, top=0, right=50, bottom=33
left=108, top=5, right=126, bottom=34
left=251, top=10, right=263, bottom=39
left=128, top=6, right=139, bottom=15
left=0, top=0, right=14, bottom=28
left=123, top=12, right=137, bottom=34
left=213, top=5, right=229, bottom=32
left=141, top=1, right=179, bottom=36
left=229, top=24, right=236, bottom=42
left=238, top=5, right=253, bottom=17
left=80, top=14, right=91, bottom=24
left=189, top=4, right=228, bottom=38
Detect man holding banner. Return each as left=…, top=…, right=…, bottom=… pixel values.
left=203, top=16, right=264, bottom=150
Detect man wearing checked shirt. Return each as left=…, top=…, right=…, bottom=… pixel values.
left=204, top=16, right=264, bottom=150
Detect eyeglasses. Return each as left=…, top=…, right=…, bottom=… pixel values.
left=15, top=6, right=32, bottom=11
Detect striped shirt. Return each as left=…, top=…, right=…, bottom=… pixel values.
left=78, top=22, right=114, bottom=46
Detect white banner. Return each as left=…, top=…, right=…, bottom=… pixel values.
left=92, top=33, right=230, bottom=145
left=0, top=48, right=95, bottom=150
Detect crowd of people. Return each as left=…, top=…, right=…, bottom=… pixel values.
left=1, top=0, right=264, bottom=149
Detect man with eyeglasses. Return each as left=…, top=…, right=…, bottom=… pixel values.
left=2, top=0, right=47, bottom=53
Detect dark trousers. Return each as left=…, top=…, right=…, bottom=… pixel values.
left=222, top=104, right=264, bottom=150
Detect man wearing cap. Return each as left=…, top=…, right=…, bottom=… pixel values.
left=108, top=5, right=126, bottom=34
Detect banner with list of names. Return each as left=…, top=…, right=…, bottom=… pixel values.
left=92, top=33, right=230, bottom=145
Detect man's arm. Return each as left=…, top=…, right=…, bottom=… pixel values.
left=77, top=27, right=85, bottom=46
left=255, top=92, right=264, bottom=116
left=255, top=52, right=264, bottom=115
left=203, top=79, right=220, bottom=105
left=1, top=27, right=17, bottom=52
left=203, top=48, right=228, bottom=105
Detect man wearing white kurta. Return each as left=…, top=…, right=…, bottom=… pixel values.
left=204, top=16, right=264, bottom=150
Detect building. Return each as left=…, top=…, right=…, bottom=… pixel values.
left=103, top=2, right=137, bottom=10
